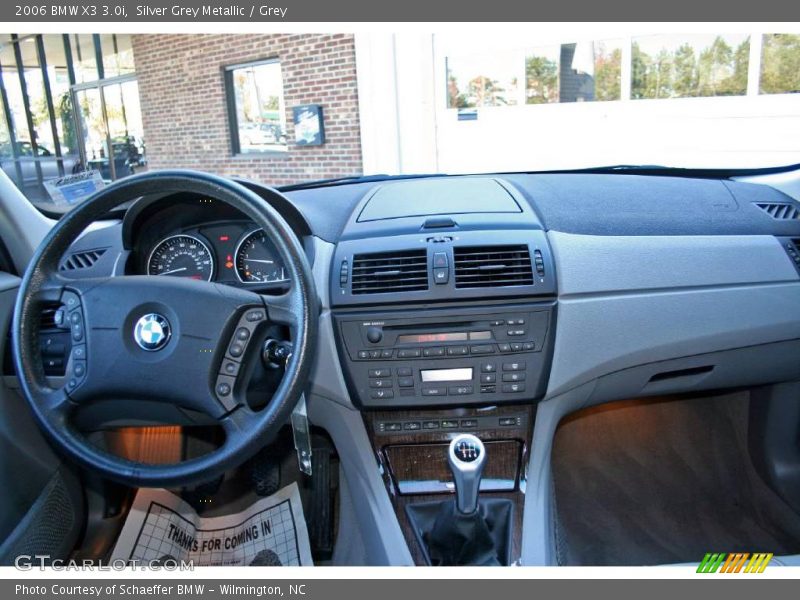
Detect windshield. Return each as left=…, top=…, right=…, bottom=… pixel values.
left=1, top=29, right=799, bottom=212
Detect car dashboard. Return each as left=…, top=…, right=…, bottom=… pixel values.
left=47, top=170, right=800, bottom=565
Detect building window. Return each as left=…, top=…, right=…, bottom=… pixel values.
left=99, top=34, right=135, bottom=79
left=69, top=34, right=98, bottom=83
left=631, top=34, right=750, bottom=99
left=446, top=39, right=623, bottom=109
left=446, top=52, right=519, bottom=108
left=225, top=59, right=288, bottom=154
left=760, top=34, right=800, bottom=95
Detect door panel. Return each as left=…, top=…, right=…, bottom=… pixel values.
left=0, top=272, right=84, bottom=564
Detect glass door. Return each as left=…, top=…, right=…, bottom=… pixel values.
left=73, top=76, right=146, bottom=183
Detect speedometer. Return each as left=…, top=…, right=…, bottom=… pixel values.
left=147, top=234, right=215, bottom=281
left=235, top=230, right=287, bottom=284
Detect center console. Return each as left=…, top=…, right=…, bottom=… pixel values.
left=328, top=176, right=557, bottom=564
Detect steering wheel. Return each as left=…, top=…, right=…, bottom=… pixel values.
left=12, top=170, right=318, bottom=488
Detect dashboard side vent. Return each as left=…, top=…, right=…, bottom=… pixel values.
left=454, top=245, right=533, bottom=289
left=60, top=248, right=107, bottom=271
left=351, top=249, right=429, bottom=294
left=755, top=202, right=800, bottom=221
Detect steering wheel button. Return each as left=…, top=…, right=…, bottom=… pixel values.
left=61, top=291, right=81, bottom=311
left=71, top=324, right=83, bottom=341
left=73, top=361, right=86, bottom=378
left=235, top=327, right=251, bottom=341
left=222, top=360, right=240, bottom=376
left=229, top=342, right=245, bottom=358
left=245, top=310, right=265, bottom=322
left=71, top=345, right=86, bottom=360
left=69, top=312, right=82, bottom=325
left=216, top=382, right=232, bottom=396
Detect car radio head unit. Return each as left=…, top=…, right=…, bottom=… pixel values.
left=334, top=303, right=555, bottom=408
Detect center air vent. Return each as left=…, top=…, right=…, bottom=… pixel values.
left=351, top=250, right=429, bottom=295
left=454, top=245, right=533, bottom=289
left=755, top=202, right=800, bottom=221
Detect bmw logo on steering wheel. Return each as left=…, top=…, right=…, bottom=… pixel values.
left=134, top=313, right=172, bottom=351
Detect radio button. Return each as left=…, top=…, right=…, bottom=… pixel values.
left=470, top=345, right=495, bottom=355
left=498, top=343, right=512, bottom=352
left=441, top=419, right=459, bottom=428
left=446, top=346, right=469, bottom=356
left=369, top=368, right=391, bottom=378
left=502, top=383, right=525, bottom=393
left=480, top=385, right=496, bottom=394
left=523, top=342, right=535, bottom=351
left=396, top=367, right=412, bottom=377
left=423, top=421, right=440, bottom=429
left=421, top=386, right=447, bottom=396
left=503, top=361, right=526, bottom=371
left=366, top=327, right=383, bottom=343
left=422, top=347, right=445, bottom=357
left=480, top=363, right=496, bottom=373
left=397, top=377, right=414, bottom=388
left=448, top=385, right=473, bottom=396
left=369, top=378, right=393, bottom=388
left=489, top=320, right=505, bottom=326
left=358, top=350, right=370, bottom=359
left=507, top=319, right=525, bottom=326
left=502, top=372, right=526, bottom=382
left=381, top=349, right=394, bottom=359
left=480, top=373, right=496, bottom=383
left=403, top=422, right=421, bottom=431
left=499, top=417, right=518, bottom=426
left=369, top=350, right=382, bottom=359
left=371, top=389, right=394, bottom=399
left=384, top=422, right=402, bottom=431
left=460, top=419, right=478, bottom=428
left=507, top=329, right=526, bottom=336
left=510, top=343, right=524, bottom=352
left=397, top=348, right=421, bottom=358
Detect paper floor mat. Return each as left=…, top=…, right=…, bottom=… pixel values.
left=110, top=482, right=313, bottom=566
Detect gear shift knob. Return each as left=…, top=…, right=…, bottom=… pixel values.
left=448, top=434, right=486, bottom=515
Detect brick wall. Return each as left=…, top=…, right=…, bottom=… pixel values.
left=130, top=34, right=363, bottom=186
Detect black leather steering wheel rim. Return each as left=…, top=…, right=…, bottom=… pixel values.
left=12, top=170, right=318, bottom=488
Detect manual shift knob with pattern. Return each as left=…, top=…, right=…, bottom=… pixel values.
left=447, top=433, right=486, bottom=515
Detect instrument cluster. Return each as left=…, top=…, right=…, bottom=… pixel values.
left=143, top=221, right=289, bottom=288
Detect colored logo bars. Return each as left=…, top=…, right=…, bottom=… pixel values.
left=697, top=552, right=773, bottom=573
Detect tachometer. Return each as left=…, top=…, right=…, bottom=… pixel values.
left=235, top=229, right=287, bottom=284
left=147, top=234, right=215, bottom=281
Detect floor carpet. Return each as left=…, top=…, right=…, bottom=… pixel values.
left=551, top=392, right=800, bottom=565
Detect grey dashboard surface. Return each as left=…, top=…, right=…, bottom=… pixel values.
left=546, top=232, right=800, bottom=398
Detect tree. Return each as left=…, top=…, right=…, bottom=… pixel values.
left=631, top=42, right=651, bottom=99
left=467, top=75, right=507, bottom=107
left=697, top=36, right=733, bottom=96
left=594, top=47, right=622, bottom=101
left=672, top=43, right=698, bottom=97
left=760, top=34, right=800, bottom=94
left=447, top=75, right=469, bottom=108
left=525, top=55, right=558, bottom=104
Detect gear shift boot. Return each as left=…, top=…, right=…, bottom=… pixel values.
left=405, top=498, right=514, bottom=566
